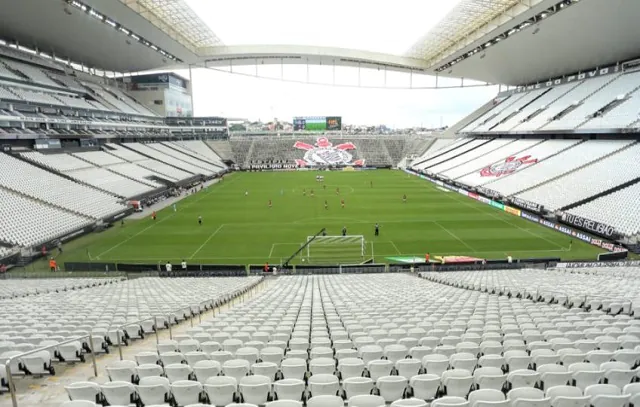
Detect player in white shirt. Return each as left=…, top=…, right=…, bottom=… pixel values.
left=165, top=262, right=172, bottom=272
left=181, top=260, right=187, bottom=271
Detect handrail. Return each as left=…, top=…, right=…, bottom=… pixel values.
left=5, top=335, right=98, bottom=407
left=3, top=277, right=263, bottom=407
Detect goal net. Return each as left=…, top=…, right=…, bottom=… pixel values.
left=305, top=235, right=367, bottom=264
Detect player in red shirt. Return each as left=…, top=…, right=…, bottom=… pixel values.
left=152, top=211, right=157, bottom=220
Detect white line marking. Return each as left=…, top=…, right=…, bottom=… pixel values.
left=94, top=175, right=227, bottom=260
left=434, top=220, right=477, bottom=252
left=268, top=244, right=276, bottom=258
left=389, top=240, right=402, bottom=255
left=442, top=190, right=566, bottom=250
left=96, top=214, right=176, bottom=259
left=190, top=224, right=224, bottom=259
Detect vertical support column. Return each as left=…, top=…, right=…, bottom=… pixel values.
left=188, top=64, right=195, bottom=117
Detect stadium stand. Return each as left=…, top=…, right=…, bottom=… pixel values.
left=20, top=151, right=156, bottom=198
left=413, top=138, right=489, bottom=171
left=566, top=183, right=640, bottom=237
left=0, top=153, right=126, bottom=219
left=146, top=143, right=221, bottom=175
left=0, top=278, right=121, bottom=300
left=0, top=277, right=259, bottom=378
left=59, top=273, right=640, bottom=407
left=481, top=140, right=634, bottom=196
left=166, top=140, right=226, bottom=169
left=455, top=139, right=582, bottom=187
left=104, top=143, right=198, bottom=182
left=122, top=143, right=210, bottom=176
left=205, top=139, right=236, bottom=162
left=425, top=139, right=514, bottom=175
left=441, top=139, right=542, bottom=180
left=0, top=188, right=92, bottom=247
left=516, top=143, right=640, bottom=211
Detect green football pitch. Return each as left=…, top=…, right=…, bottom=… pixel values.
left=45, top=170, right=603, bottom=267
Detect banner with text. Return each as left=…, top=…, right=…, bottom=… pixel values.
left=560, top=213, right=619, bottom=240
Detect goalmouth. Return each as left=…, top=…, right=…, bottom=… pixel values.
left=305, top=235, right=369, bottom=264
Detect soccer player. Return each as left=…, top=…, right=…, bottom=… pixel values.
left=403, top=194, right=407, bottom=203
left=245, top=191, right=249, bottom=196
left=173, top=203, right=177, bottom=212
left=152, top=211, right=157, bottom=221
left=181, top=259, right=187, bottom=271
left=269, top=199, right=272, bottom=208
left=341, top=199, right=345, bottom=209
left=322, top=229, right=327, bottom=236
left=323, top=184, right=326, bottom=190
left=324, top=200, right=328, bottom=210
left=374, top=223, right=379, bottom=236
left=370, top=180, right=373, bottom=188
left=198, top=215, right=202, bottom=226
left=342, top=226, right=347, bottom=236
left=310, top=189, right=314, bottom=197
left=569, top=239, right=573, bottom=250
left=336, top=187, right=340, bottom=195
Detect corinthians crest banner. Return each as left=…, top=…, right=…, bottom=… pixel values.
left=480, top=155, right=538, bottom=177
left=294, top=137, right=364, bottom=167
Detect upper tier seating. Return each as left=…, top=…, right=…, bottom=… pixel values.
left=456, top=139, right=581, bottom=187
left=1, top=58, right=60, bottom=88
left=463, top=71, right=640, bottom=133
left=566, top=183, right=640, bottom=237
left=516, top=142, right=640, bottom=210
left=543, top=71, right=640, bottom=131
left=0, top=153, right=125, bottom=219
left=0, top=188, right=92, bottom=247
left=483, top=140, right=633, bottom=196
left=474, top=88, right=548, bottom=132
left=461, top=94, right=521, bottom=132
left=491, top=82, right=583, bottom=132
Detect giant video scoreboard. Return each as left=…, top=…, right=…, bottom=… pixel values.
left=293, top=116, right=342, bottom=131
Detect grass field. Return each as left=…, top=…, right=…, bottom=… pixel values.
left=38, top=170, right=606, bottom=269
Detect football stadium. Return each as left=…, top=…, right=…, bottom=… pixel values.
left=1, top=0, right=640, bottom=406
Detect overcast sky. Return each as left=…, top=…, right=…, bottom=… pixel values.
left=181, top=0, right=500, bottom=128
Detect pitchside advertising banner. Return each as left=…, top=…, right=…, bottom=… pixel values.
left=560, top=213, right=619, bottom=240
left=511, top=197, right=543, bottom=214
left=556, top=260, right=640, bottom=269
left=404, top=169, right=627, bottom=254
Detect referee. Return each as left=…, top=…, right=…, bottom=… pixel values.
left=374, top=223, right=379, bottom=237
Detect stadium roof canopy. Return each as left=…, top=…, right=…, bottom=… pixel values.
left=1, top=0, right=639, bottom=86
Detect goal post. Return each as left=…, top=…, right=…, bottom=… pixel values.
left=305, top=235, right=366, bottom=264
